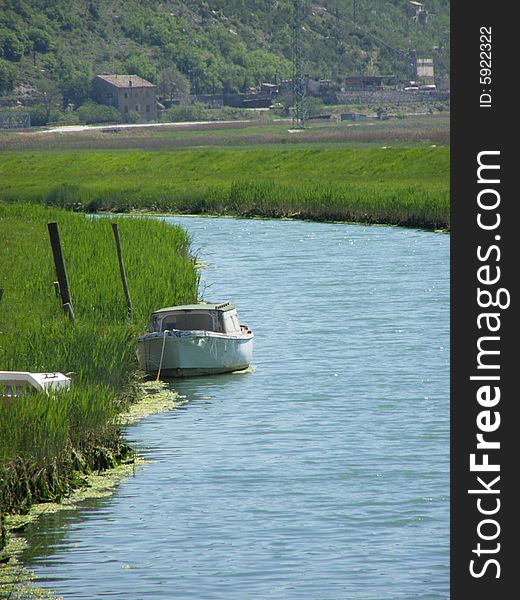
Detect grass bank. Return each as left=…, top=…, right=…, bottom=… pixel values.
left=0, top=204, right=198, bottom=541
left=0, top=146, right=450, bottom=229
left=1, top=381, right=187, bottom=598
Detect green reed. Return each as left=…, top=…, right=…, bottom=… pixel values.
left=0, top=203, right=198, bottom=517
left=0, top=147, right=450, bottom=229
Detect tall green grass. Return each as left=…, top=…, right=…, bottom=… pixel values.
left=0, top=204, right=198, bottom=519
left=0, top=147, right=450, bottom=229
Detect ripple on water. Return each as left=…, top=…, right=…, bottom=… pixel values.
left=24, top=217, right=449, bottom=599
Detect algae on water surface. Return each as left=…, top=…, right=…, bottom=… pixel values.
left=1, top=381, right=184, bottom=599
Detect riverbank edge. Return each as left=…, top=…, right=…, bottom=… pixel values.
left=101, top=208, right=451, bottom=233
left=0, top=146, right=450, bottom=231
left=1, top=204, right=199, bottom=592
left=0, top=381, right=185, bottom=599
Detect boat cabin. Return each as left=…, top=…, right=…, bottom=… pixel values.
left=150, top=303, right=244, bottom=335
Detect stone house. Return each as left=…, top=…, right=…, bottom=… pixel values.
left=92, top=74, right=157, bottom=121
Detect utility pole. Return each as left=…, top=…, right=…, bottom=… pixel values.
left=292, top=0, right=306, bottom=129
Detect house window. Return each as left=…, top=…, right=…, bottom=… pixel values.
left=124, top=106, right=129, bottom=113
left=135, top=105, right=139, bottom=111
left=146, top=105, right=150, bottom=112
left=124, top=92, right=128, bottom=98
left=106, top=92, right=113, bottom=99
left=134, top=91, right=139, bottom=98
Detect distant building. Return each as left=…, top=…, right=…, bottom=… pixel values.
left=275, top=77, right=337, bottom=98
left=408, top=1, right=430, bottom=23
left=317, top=79, right=335, bottom=92
left=415, top=58, right=435, bottom=86
left=260, top=82, right=279, bottom=95
left=343, top=75, right=395, bottom=90
left=92, top=74, right=157, bottom=121
left=408, top=1, right=424, bottom=14
left=241, top=97, right=273, bottom=109
left=340, top=113, right=368, bottom=122
left=305, top=78, right=336, bottom=96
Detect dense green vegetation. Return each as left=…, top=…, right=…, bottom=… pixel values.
left=0, top=204, right=198, bottom=526
left=0, top=146, right=450, bottom=228
left=0, top=0, right=449, bottom=101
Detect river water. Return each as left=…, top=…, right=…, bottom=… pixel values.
left=22, top=216, right=449, bottom=599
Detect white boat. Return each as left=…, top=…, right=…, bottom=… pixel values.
left=136, top=302, right=254, bottom=377
left=0, top=371, right=71, bottom=396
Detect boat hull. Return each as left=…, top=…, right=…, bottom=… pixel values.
left=136, top=330, right=253, bottom=377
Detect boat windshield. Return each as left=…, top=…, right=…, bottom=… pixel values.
left=158, top=311, right=221, bottom=333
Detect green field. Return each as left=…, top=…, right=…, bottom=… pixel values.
left=0, top=204, right=198, bottom=522
left=0, top=143, right=450, bottom=229
left=0, top=114, right=450, bottom=151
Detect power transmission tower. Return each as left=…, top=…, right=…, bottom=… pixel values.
left=292, top=0, right=306, bottom=129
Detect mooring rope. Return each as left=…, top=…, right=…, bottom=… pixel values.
left=156, top=330, right=168, bottom=381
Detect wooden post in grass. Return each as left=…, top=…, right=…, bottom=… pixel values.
left=1, top=510, right=5, bottom=551
left=0, top=288, right=3, bottom=303
left=63, top=302, right=75, bottom=323
left=47, top=221, right=75, bottom=323
left=111, top=223, right=133, bottom=320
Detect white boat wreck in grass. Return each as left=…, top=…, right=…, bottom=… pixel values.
left=137, top=302, right=254, bottom=378
left=0, top=371, right=71, bottom=396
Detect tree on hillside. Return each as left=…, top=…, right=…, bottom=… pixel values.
left=245, top=50, right=292, bottom=86
left=60, top=72, right=92, bottom=108
left=159, top=67, right=190, bottom=100
left=0, top=29, right=25, bottom=61
left=31, top=79, right=63, bottom=125
left=52, top=55, right=93, bottom=108
left=28, top=28, right=52, bottom=54
left=0, top=58, right=17, bottom=94
left=125, top=53, right=158, bottom=83
left=0, top=0, right=451, bottom=102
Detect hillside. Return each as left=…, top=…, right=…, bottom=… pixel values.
left=0, top=0, right=449, bottom=105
